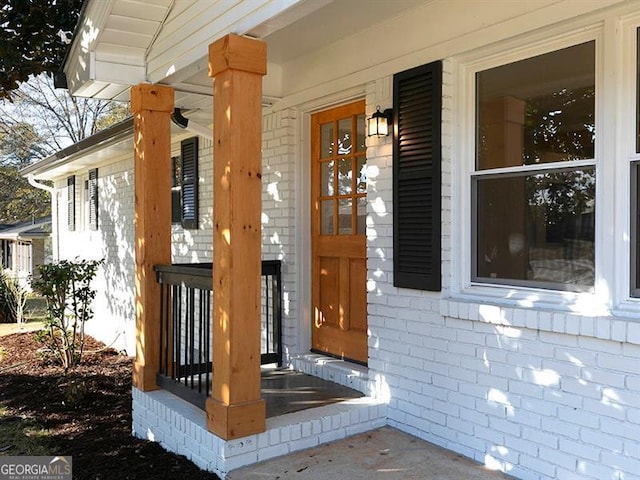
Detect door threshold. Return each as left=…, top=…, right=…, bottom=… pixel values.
left=310, top=348, right=367, bottom=367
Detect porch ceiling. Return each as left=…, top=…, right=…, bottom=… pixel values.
left=64, top=0, right=424, bottom=112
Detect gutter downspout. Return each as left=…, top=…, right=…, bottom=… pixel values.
left=27, top=174, right=59, bottom=261
left=171, top=108, right=214, bottom=140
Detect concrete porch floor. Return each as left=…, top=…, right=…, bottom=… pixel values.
left=262, top=368, right=363, bottom=417
left=227, top=426, right=514, bottom=480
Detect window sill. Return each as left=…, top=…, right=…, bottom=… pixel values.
left=443, top=286, right=640, bottom=346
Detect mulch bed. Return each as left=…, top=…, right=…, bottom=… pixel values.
left=0, top=331, right=221, bottom=480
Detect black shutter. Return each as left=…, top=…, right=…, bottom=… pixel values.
left=181, top=137, right=199, bottom=229
left=393, top=61, right=442, bottom=291
left=67, top=175, right=76, bottom=231
left=88, top=168, right=98, bottom=230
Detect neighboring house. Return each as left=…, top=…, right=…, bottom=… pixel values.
left=0, top=216, right=51, bottom=287
left=22, top=1, right=640, bottom=479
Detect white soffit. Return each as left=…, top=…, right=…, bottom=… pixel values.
left=167, top=0, right=424, bottom=104
left=65, top=0, right=173, bottom=99
left=257, top=0, right=426, bottom=65
left=64, top=0, right=424, bottom=107
left=145, top=0, right=307, bottom=85
left=65, top=0, right=309, bottom=101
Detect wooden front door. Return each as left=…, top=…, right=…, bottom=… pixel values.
left=311, top=100, right=368, bottom=364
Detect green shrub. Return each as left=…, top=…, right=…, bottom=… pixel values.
left=0, top=271, right=27, bottom=323
left=0, top=271, right=12, bottom=323
left=32, top=259, right=102, bottom=371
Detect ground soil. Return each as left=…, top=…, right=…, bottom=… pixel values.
left=0, top=331, right=221, bottom=480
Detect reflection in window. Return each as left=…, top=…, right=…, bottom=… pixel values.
left=476, top=169, right=595, bottom=290
left=317, top=113, right=366, bottom=237
left=474, top=41, right=596, bottom=291
left=338, top=118, right=352, bottom=155
left=321, top=123, right=334, bottom=158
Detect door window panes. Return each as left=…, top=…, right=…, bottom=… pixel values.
left=338, top=118, right=352, bottom=155
left=321, top=161, right=334, bottom=196
left=338, top=198, right=353, bottom=235
left=321, top=200, right=334, bottom=235
left=338, top=158, right=353, bottom=195
left=357, top=197, right=367, bottom=235
left=321, top=123, right=334, bottom=158
left=356, top=114, right=366, bottom=152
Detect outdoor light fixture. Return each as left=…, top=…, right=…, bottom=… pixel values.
left=367, top=105, right=393, bottom=137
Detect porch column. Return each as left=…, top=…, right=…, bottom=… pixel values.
left=206, top=34, right=267, bottom=439
left=130, top=84, right=174, bottom=391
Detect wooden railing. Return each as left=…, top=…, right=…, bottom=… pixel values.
left=154, top=261, right=282, bottom=410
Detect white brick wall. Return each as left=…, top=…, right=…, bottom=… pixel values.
left=365, top=60, right=640, bottom=480
left=171, top=112, right=298, bottom=360
left=172, top=137, right=213, bottom=263
left=51, top=53, right=640, bottom=480
left=261, top=109, right=298, bottom=360
left=53, top=158, right=136, bottom=354
left=51, top=117, right=298, bottom=358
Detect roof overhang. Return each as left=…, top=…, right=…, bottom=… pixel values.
left=21, top=117, right=134, bottom=180
left=0, top=218, right=52, bottom=241
left=21, top=112, right=207, bottom=181
left=62, top=0, right=424, bottom=110
left=63, top=0, right=318, bottom=105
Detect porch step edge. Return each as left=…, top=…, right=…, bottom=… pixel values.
left=132, top=387, right=388, bottom=479
left=290, top=353, right=375, bottom=396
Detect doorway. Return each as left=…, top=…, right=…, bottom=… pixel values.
left=310, top=100, right=368, bottom=364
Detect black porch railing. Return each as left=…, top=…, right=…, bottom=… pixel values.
left=154, top=260, right=282, bottom=410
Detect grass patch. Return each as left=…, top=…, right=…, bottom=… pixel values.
left=0, top=319, right=45, bottom=337
left=0, top=404, right=52, bottom=455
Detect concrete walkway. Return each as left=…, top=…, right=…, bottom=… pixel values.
left=227, top=426, right=513, bottom=480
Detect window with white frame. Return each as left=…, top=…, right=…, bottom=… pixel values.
left=472, top=41, right=596, bottom=292
left=17, top=241, right=31, bottom=274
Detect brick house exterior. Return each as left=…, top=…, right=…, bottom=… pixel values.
left=23, top=1, right=640, bottom=479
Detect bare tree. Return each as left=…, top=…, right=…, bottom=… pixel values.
left=0, top=74, right=129, bottom=223
left=0, top=74, right=129, bottom=166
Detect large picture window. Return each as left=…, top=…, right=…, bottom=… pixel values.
left=472, top=41, right=596, bottom=292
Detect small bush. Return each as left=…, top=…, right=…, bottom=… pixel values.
left=32, top=259, right=102, bottom=371
left=0, top=272, right=12, bottom=323
left=0, top=271, right=28, bottom=323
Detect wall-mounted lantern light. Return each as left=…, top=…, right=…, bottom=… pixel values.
left=367, top=105, right=393, bottom=137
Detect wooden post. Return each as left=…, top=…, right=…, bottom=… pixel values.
left=206, top=34, right=267, bottom=439
left=130, top=84, right=174, bottom=391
